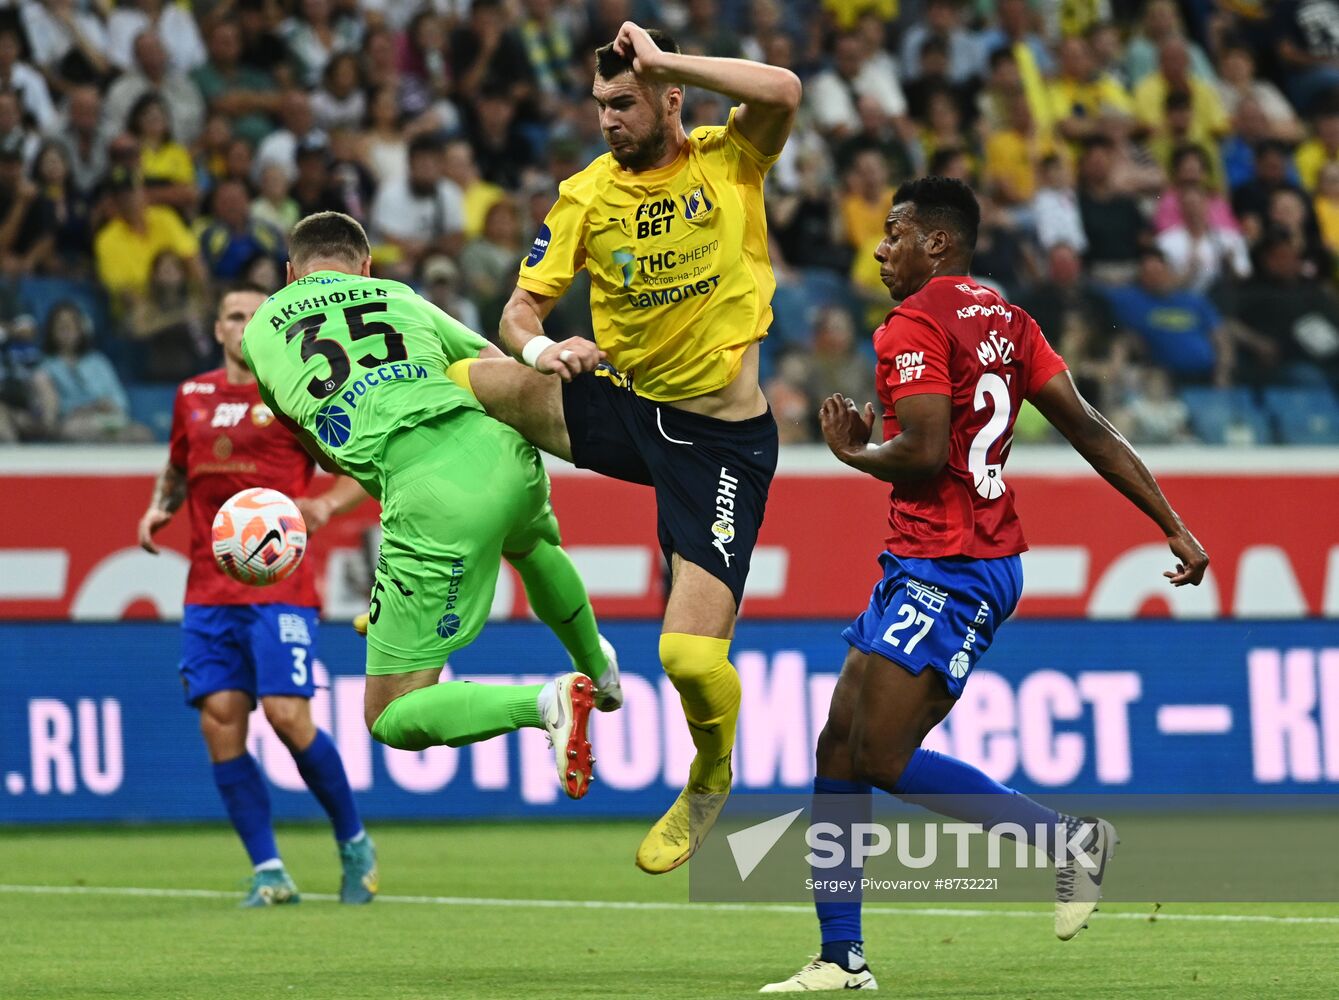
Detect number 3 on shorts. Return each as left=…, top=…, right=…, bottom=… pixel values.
left=883, top=604, right=934, bottom=654
left=291, top=647, right=309, bottom=685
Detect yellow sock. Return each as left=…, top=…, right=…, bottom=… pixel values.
left=446, top=358, right=479, bottom=397
left=659, top=632, right=739, bottom=791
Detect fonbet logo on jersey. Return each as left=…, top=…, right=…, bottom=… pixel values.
left=895, top=351, right=926, bottom=384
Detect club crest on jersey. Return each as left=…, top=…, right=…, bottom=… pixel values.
left=680, top=186, right=714, bottom=221
left=250, top=403, right=274, bottom=427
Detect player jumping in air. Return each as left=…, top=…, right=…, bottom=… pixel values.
left=761, top=177, right=1210, bottom=992
left=241, top=212, right=617, bottom=803
left=137, top=283, right=377, bottom=907
left=451, top=23, right=802, bottom=874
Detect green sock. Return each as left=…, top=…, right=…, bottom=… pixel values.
left=371, top=681, right=545, bottom=751
left=508, top=541, right=608, bottom=680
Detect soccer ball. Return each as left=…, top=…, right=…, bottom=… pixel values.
left=211, top=487, right=307, bottom=586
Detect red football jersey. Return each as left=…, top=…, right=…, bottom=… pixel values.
left=874, top=276, right=1068, bottom=559
left=168, top=369, right=320, bottom=607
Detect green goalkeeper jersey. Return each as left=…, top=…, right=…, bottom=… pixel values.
left=241, top=271, right=487, bottom=490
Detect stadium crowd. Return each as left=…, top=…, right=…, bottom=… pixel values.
left=0, top=0, right=1337, bottom=447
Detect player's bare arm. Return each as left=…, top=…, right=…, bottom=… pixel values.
left=612, top=21, right=801, bottom=156
left=295, top=476, right=369, bottom=534
left=137, top=460, right=187, bottom=554
left=498, top=285, right=604, bottom=382
left=1030, top=370, right=1209, bottom=587
left=820, top=392, right=951, bottom=483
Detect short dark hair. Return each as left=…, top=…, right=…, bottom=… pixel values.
left=1080, top=134, right=1116, bottom=155
left=920, top=35, right=949, bottom=58
left=1171, top=143, right=1210, bottom=173
left=1254, top=138, right=1293, bottom=159
left=1164, top=88, right=1193, bottom=112
left=217, top=281, right=270, bottom=316
left=408, top=133, right=444, bottom=158
left=987, top=46, right=1016, bottom=71
left=595, top=29, right=680, bottom=82
left=928, top=146, right=966, bottom=175
left=288, top=212, right=370, bottom=271
left=1256, top=226, right=1297, bottom=257
left=892, top=175, right=980, bottom=251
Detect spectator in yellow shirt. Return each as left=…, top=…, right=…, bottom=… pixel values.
left=93, top=168, right=205, bottom=311
left=822, top=0, right=896, bottom=31
left=918, top=88, right=978, bottom=177
left=127, top=93, right=198, bottom=218
left=1295, top=102, right=1339, bottom=192
left=443, top=137, right=504, bottom=240
left=984, top=89, right=1059, bottom=205
left=1313, top=162, right=1339, bottom=260
left=839, top=147, right=894, bottom=318
left=1133, top=38, right=1228, bottom=146
left=1049, top=36, right=1135, bottom=143
left=1147, top=91, right=1227, bottom=193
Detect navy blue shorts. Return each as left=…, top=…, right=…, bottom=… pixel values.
left=842, top=552, right=1023, bottom=697
left=562, top=367, right=778, bottom=606
left=179, top=604, right=319, bottom=707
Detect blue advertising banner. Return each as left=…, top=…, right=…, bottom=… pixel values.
left=2, top=620, right=1337, bottom=824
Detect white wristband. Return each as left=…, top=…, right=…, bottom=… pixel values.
left=521, top=336, right=557, bottom=368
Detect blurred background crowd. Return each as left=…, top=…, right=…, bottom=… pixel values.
left=0, top=0, right=1338, bottom=447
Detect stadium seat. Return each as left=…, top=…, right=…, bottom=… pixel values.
left=1261, top=386, right=1339, bottom=445
left=17, top=277, right=111, bottom=344
left=1179, top=387, right=1274, bottom=445
left=126, top=383, right=178, bottom=443
left=769, top=268, right=870, bottom=352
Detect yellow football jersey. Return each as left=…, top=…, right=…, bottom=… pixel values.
left=516, top=108, right=779, bottom=402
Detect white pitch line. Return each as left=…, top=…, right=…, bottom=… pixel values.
left=1, top=884, right=1337, bottom=925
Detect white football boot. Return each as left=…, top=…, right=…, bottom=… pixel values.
left=542, top=672, right=596, bottom=799
left=592, top=634, right=623, bottom=712
left=761, top=958, right=878, bottom=992
left=1055, top=816, right=1119, bottom=940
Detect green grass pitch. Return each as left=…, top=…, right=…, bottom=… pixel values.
left=3, top=820, right=1337, bottom=999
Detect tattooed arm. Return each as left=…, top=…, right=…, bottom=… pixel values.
left=137, top=461, right=187, bottom=554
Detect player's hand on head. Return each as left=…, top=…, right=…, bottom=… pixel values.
left=1164, top=530, right=1209, bottom=587
left=819, top=393, right=875, bottom=460
left=294, top=495, right=334, bottom=534
left=137, top=508, right=172, bottom=554
left=536, top=337, right=605, bottom=383
left=613, top=21, right=668, bottom=80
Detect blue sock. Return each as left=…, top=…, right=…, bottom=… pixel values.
left=813, top=776, right=872, bottom=967
left=212, top=754, right=279, bottom=867
left=892, top=748, right=1061, bottom=850
left=291, top=729, right=363, bottom=843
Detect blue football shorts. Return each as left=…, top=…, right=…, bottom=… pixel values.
left=842, top=552, right=1023, bottom=697
left=179, top=603, right=320, bottom=707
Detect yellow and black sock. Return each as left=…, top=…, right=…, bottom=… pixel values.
left=659, top=632, right=739, bottom=791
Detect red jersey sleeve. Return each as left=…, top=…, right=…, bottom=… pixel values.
left=883, top=313, right=953, bottom=403
left=1022, top=314, right=1069, bottom=399
left=168, top=385, right=188, bottom=470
